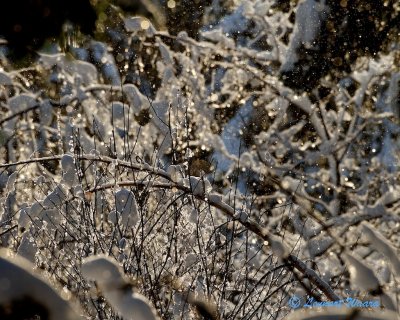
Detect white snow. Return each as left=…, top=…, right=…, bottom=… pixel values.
left=0, top=249, right=81, bottom=320
left=18, top=207, right=30, bottom=229
left=188, top=176, right=212, bottom=196
left=0, top=71, right=12, bottom=85
left=201, top=29, right=235, bottom=49
left=123, top=84, right=149, bottom=114
left=39, top=100, right=54, bottom=126
left=167, top=164, right=184, bottom=183
left=29, top=201, right=44, bottom=218
left=212, top=98, right=253, bottom=178
left=343, top=252, right=380, bottom=292
left=115, top=188, right=139, bottom=228
left=61, top=154, right=79, bottom=188
left=362, top=222, right=400, bottom=277
left=281, top=0, right=328, bottom=72
left=17, top=232, right=37, bottom=262
left=267, top=234, right=289, bottom=259
left=81, top=255, right=158, bottom=320
left=43, top=185, right=67, bottom=208
left=5, top=171, right=17, bottom=193
left=8, top=94, right=37, bottom=114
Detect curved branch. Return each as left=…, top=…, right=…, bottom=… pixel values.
left=1, top=154, right=339, bottom=301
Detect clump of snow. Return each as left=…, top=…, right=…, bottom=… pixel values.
left=307, top=235, right=333, bottom=258
left=39, top=100, right=54, bottom=126
left=201, top=29, right=235, bottom=49
left=81, top=255, right=158, bottom=320
left=235, top=210, right=248, bottom=223
left=29, top=201, right=44, bottom=218
left=5, top=171, right=17, bottom=193
left=81, top=255, right=125, bottom=288
left=0, top=71, right=12, bottom=85
left=267, top=234, right=289, bottom=259
left=8, top=94, right=37, bottom=114
left=188, top=176, right=212, bottom=196
left=280, top=0, right=328, bottom=72
left=18, top=207, right=30, bottom=229
left=124, top=17, right=156, bottom=36
left=90, top=41, right=121, bottom=86
left=61, top=154, right=75, bottom=172
left=114, top=188, right=139, bottom=228
left=167, top=164, right=184, bottom=183
left=108, top=209, right=119, bottom=225
left=0, top=249, right=81, bottom=320
left=43, top=185, right=67, bottom=208
left=343, top=252, right=380, bottom=292
left=17, top=232, right=37, bottom=262
left=361, top=222, right=400, bottom=277
left=385, top=72, right=400, bottom=118
left=61, top=154, right=79, bottom=188
left=208, top=193, right=222, bottom=204
left=123, top=84, right=149, bottom=114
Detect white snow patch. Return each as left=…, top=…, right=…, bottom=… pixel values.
left=115, top=188, right=139, bottom=228
left=362, top=222, right=400, bottom=277
left=81, top=255, right=158, bottom=320
left=280, top=0, right=328, bottom=72
left=0, top=249, right=81, bottom=320
left=343, top=252, right=380, bottom=292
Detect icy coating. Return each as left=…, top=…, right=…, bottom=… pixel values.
left=0, top=0, right=400, bottom=319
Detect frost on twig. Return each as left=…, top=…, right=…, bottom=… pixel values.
left=1, top=2, right=400, bottom=318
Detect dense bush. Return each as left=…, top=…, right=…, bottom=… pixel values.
left=0, top=1, right=399, bottom=319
